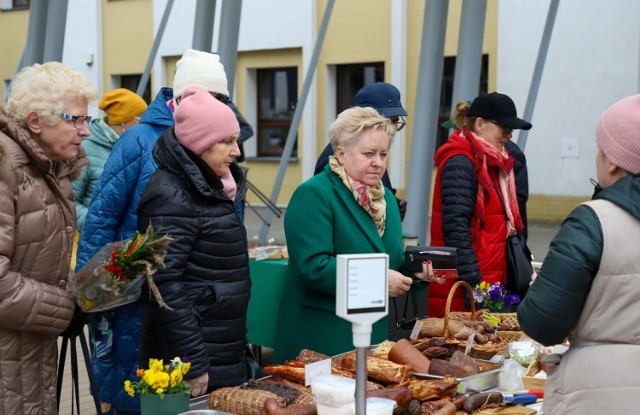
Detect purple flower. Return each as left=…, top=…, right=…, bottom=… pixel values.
left=488, top=286, right=502, bottom=303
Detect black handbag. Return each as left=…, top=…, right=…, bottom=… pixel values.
left=245, top=343, right=264, bottom=380
left=492, top=179, right=533, bottom=299
left=388, top=290, right=421, bottom=341
left=505, top=233, right=533, bottom=298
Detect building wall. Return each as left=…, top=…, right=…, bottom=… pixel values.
left=499, top=0, right=640, bottom=219
left=3, top=0, right=638, bottom=221
left=101, top=0, right=153, bottom=92
left=0, top=7, right=28, bottom=100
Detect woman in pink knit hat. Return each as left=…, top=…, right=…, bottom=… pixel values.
left=518, top=95, right=640, bottom=413
left=136, top=86, right=251, bottom=396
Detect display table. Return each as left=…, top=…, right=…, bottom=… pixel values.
left=247, top=259, right=288, bottom=349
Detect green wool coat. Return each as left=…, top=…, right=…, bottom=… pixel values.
left=272, top=166, right=420, bottom=363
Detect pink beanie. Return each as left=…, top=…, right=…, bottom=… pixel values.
left=596, top=94, right=640, bottom=174
left=174, top=86, right=240, bottom=155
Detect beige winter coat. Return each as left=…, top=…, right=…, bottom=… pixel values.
left=0, top=112, right=86, bottom=415
left=544, top=199, right=640, bottom=414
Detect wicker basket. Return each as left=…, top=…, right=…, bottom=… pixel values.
left=451, top=309, right=523, bottom=343
left=443, top=281, right=508, bottom=360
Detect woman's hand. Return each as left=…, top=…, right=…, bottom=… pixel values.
left=187, top=373, right=209, bottom=397
left=413, top=260, right=446, bottom=284
left=388, top=270, right=412, bottom=297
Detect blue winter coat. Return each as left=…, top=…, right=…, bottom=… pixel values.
left=72, top=118, right=120, bottom=230
left=75, top=87, right=174, bottom=412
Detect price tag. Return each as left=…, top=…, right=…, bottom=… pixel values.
left=410, top=319, right=424, bottom=339
left=304, top=358, right=332, bottom=386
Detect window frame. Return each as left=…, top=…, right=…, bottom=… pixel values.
left=255, top=66, right=298, bottom=159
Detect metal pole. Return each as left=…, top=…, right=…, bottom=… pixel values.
left=450, top=0, right=486, bottom=109
left=516, top=0, right=560, bottom=150
left=137, top=0, right=175, bottom=96
left=218, top=0, right=243, bottom=98
left=355, top=346, right=367, bottom=415
left=258, top=0, right=336, bottom=244
left=402, top=0, right=450, bottom=244
left=193, top=0, right=216, bottom=52
left=42, top=0, right=68, bottom=62
left=21, top=0, right=48, bottom=68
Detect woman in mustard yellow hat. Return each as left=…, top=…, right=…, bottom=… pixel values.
left=72, top=88, right=147, bottom=231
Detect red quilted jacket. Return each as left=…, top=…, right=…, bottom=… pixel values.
left=428, top=133, right=508, bottom=317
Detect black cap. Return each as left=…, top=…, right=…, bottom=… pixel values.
left=355, top=82, right=408, bottom=117
left=467, top=92, right=532, bottom=130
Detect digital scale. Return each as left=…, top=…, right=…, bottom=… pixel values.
left=336, top=253, right=389, bottom=415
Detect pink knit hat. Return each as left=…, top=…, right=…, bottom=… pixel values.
left=596, top=94, right=640, bottom=174
left=174, top=86, right=240, bottom=155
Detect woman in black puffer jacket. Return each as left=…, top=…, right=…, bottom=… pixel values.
left=137, top=86, right=250, bottom=396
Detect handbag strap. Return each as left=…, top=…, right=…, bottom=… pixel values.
left=491, top=175, right=515, bottom=234
left=491, top=175, right=509, bottom=220
left=392, top=289, right=417, bottom=328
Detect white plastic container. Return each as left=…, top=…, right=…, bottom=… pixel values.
left=315, top=401, right=355, bottom=415
left=310, top=374, right=356, bottom=406
left=365, top=397, right=397, bottom=415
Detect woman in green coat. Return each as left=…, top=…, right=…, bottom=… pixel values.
left=273, top=107, right=433, bottom=363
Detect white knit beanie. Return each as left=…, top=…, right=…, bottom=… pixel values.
left=173, top=49, right=229, bottom=99
left=596, top=94, right=640, bottom=174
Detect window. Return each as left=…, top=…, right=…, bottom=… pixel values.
left=436, top=54, right=489, bottom=149
left=12, top=0, right=29, bottom=7
left=256, top=67, right=298, bottom=158
left=335, top=62, right=384, bottom=114
left=120, top=74, right=151, bottom=104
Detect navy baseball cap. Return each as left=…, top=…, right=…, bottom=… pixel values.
left=467, top=92, right=532, bottom=130
left=355, top=82, right=408, bottom=117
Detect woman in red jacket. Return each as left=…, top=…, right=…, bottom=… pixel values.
left=429, top=92, right=532, bottom=317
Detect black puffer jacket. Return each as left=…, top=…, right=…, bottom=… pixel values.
left=137, top=129, right=251, bottom=390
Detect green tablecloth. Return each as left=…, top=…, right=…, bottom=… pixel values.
left=247, top=259, right=288, bottom=348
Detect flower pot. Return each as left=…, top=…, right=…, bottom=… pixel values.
left=140, top=393, right=190, bottom=415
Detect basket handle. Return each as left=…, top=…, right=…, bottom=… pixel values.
left=443, top=280, right=477, bottom=338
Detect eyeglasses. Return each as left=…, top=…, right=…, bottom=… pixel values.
left=487, top=119, right=513, bottom=137
left=60, top=113, right=92, bottom=129
left=393, top=116, right=406, bottom=132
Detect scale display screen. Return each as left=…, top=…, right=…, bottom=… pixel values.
left=346, top=256, right=387, bottom=314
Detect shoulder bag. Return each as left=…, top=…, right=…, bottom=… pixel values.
left=492, top=178, right=533, bottom=299
left=389, top=290, right=420, bottom=341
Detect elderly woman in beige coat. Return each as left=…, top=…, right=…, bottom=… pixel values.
left=0, top=62, right=97, bottom=414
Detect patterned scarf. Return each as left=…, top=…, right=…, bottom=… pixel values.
left=329, top=155, right=387, bottom=236
left=461, top=129, right=523, bottom=235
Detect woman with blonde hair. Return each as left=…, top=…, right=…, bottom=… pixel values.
left=0, top=61, right=97, bottom=414
left=274, top=106, right=433, bottom=362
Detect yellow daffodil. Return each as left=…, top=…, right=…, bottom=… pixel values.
left=182, top=362, right=191, bottom=375
left=124, top=380, right=135, bottom=397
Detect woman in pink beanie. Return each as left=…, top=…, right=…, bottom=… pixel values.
left=136, top=86, right=252, bottom=396
left=518, top=95, right=640, bottom=413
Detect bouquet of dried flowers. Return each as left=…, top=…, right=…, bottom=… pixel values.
left=124, top=356, right=191, bottom=397
left=472, top=281, right=520, bottom=312
left=71, top=225, right=172, bottom=312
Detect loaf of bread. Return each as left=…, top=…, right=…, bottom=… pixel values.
left=340, top=351, right=412, bottom=384
left=209, top=387, right=284, bottom=415
left=387, top=338, right=431, bottom=373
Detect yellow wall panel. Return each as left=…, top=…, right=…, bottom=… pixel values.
left=101, top=0, right=153, bottom=91
left=0, top=10, right=29, bottom=98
